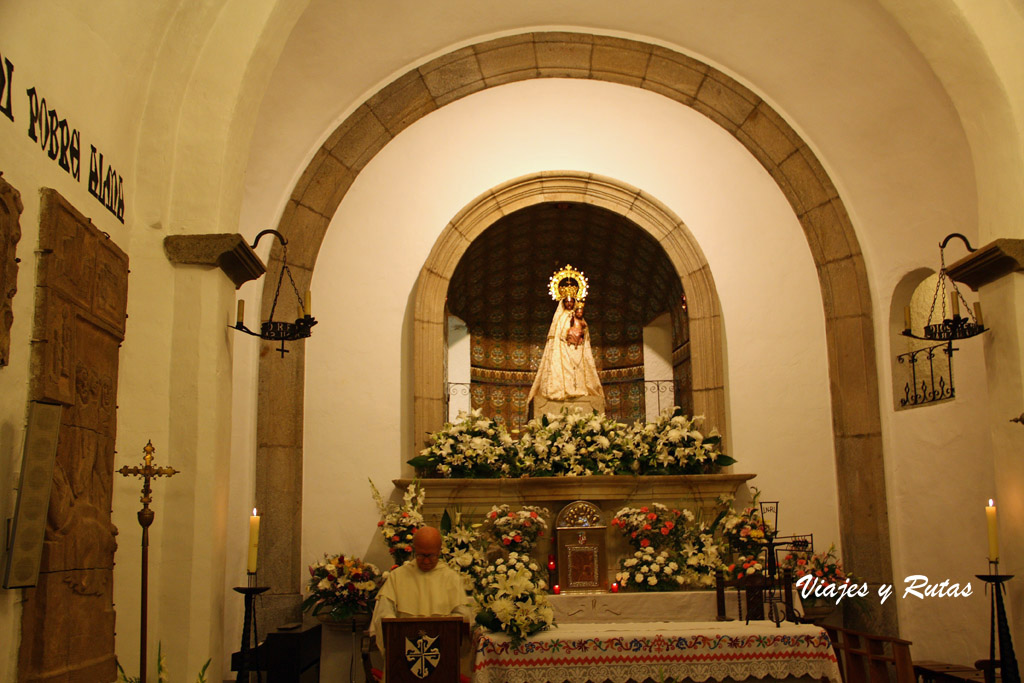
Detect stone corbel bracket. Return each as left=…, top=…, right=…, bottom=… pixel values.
left=163, top=233, right=266, bottom=288
left=947, top=238, right=1024, bottom=291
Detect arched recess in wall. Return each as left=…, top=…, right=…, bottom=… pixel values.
left=889, top=269, right=950, bottom=411
left=415, top=172, right=724, bottom=442
left=254, top=32, right=893, bottom=636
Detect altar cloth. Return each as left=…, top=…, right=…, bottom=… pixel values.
left=473, top=620, right=840, bottom=683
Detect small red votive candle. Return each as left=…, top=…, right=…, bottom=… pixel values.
left=553, top=584, right=560, bottom=595
left=548, top=560, right=556, bottom=570
left=611, top=582, right=619, bottom=593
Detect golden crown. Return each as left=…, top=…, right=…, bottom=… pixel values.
left=548, top=264, right=589, bottom=301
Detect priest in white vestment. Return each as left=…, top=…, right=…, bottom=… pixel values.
left=370, top=526, right=474, bottom=654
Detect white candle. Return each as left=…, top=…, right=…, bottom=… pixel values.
left=986, top=499, right=998, bottom=561
left=304, top=290, right=311, bottom=318
left=904, top=306, right=912, bottom=331
left=974, top=302, right=984, bottom=328
left=236, top=300, right=244, bottom=327
left=950, top=292, right=960, bottom=318
left=248, top=508, right=261, bottom=573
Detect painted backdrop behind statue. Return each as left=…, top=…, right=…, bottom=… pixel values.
left=447, top=202, right=689, bottom=429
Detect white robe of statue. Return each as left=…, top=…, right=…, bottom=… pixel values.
left=528, top=301, right=605, bottom=414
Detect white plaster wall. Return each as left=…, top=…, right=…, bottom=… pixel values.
left=643, top=313, right=674, bottom=422
left=0, top=4, right=156, bottom=678
left=301, top=77, right=840, bottom=575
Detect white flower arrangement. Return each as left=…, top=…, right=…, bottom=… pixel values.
left=474, top=551, right=554, bottom=644
left=409, top=409, right=514, bottom=477
left=615, top=546, right=687, bottom=591
left=515, top=409, right=629, bottom=476
left=370, top=478, right=425, bottom=567
left=413, top=406, right=736, bottom=478
left=677, top=525, right=725, bottom=587
left=441, top=513, right=488, bottom=592
left=628, top=406, right=733, bottom=474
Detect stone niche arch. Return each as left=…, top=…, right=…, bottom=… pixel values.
left=413, top=172, right=725, bottom=446
left=256, top=32, right=892, bottom=635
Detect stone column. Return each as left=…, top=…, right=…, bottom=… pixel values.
left=158, top=233, right=265, bottom=674
left=949, top=240, right=1024, bottom=652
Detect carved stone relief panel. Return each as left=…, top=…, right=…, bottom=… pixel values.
left=19, top=189, right=127, bottom=683
left=0, top=172, right=23, bottom=366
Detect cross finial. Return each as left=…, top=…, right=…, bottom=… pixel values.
left=118, top=440, right=179, bottom=527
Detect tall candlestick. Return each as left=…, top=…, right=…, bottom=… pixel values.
left=236, top=300, right=244, bottom=327
left=248, top=508, right=261, bottom=573
left=986, top=499, right=998, bottom=561
left=974, top=301, right=984, bottom=328
left=303, top=290, right=311, bottom=318
left=904, top=306, right=912, bottom=331
left=950, top=292, right=960, bottom=318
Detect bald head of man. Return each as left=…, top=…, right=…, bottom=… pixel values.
left=412, top=526, right=442, bottom=572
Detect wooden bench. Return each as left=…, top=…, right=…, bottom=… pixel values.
left=914, top=660, right=998, bottom=683
left=825, top=625, right=915, bottom=683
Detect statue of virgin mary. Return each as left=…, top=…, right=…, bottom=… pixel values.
left=528, top=265, right=605, bottom=415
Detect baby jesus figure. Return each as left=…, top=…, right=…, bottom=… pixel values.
left=565, top=302, right=588, bottom=347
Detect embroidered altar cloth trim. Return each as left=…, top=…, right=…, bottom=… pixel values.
left=473, top=620, right=840, bottom=683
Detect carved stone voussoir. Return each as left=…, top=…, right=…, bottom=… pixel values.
left=0, top=172, right=23, bottom=367
left=163, top=233, right=266, bottom=288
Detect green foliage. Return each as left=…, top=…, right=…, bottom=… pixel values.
left=116, top=643, right=211, bottom=683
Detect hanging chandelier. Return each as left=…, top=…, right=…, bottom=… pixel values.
left=232, top=229, right=316, bottom=357
left=902, top=233, right=986, bottom=343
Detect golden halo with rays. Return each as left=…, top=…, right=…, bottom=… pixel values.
left=548, top=264, right=589, bottom=301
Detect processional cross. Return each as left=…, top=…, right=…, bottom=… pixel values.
left=118, top=440, right=179, bottom=683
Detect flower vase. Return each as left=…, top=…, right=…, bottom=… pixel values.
left=800, top=599, right=835, bottom=624
left=316, top=611, right=372, bottom=632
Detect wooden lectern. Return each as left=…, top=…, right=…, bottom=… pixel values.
left=381, top=616, right=463, bottom=682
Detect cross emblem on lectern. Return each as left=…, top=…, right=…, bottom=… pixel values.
left=404, top=633, right=441, bottom=679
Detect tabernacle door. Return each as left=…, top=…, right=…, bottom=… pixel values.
left=382, top=616, right=463, bottom=682
left=556, top=500, right=608, bottom=593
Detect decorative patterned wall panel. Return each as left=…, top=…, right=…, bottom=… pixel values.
left=19, top=189, right=127, bottom=683
left=449, top=202, right=688, bottom=428
left=0, top=173, right=23, bottom=366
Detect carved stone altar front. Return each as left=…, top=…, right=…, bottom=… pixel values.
left=395, top=475, right=754, bottom=588
left=19, top=189, right=128, bottom=683
left=394, top=474, right=753, bottom=520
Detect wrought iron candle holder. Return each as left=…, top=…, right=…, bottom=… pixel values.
left=902, top=233, right=987, bottom=345
left=976, top=561, right=1021, bottom=683
left=234, top=573, right=269, bottom=683
left=232, top=229, right=317, bottom=358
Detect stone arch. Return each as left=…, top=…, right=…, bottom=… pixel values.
left=413, top=172, right=725, bottom=449
left=256, top=32, right=892, bottom=634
